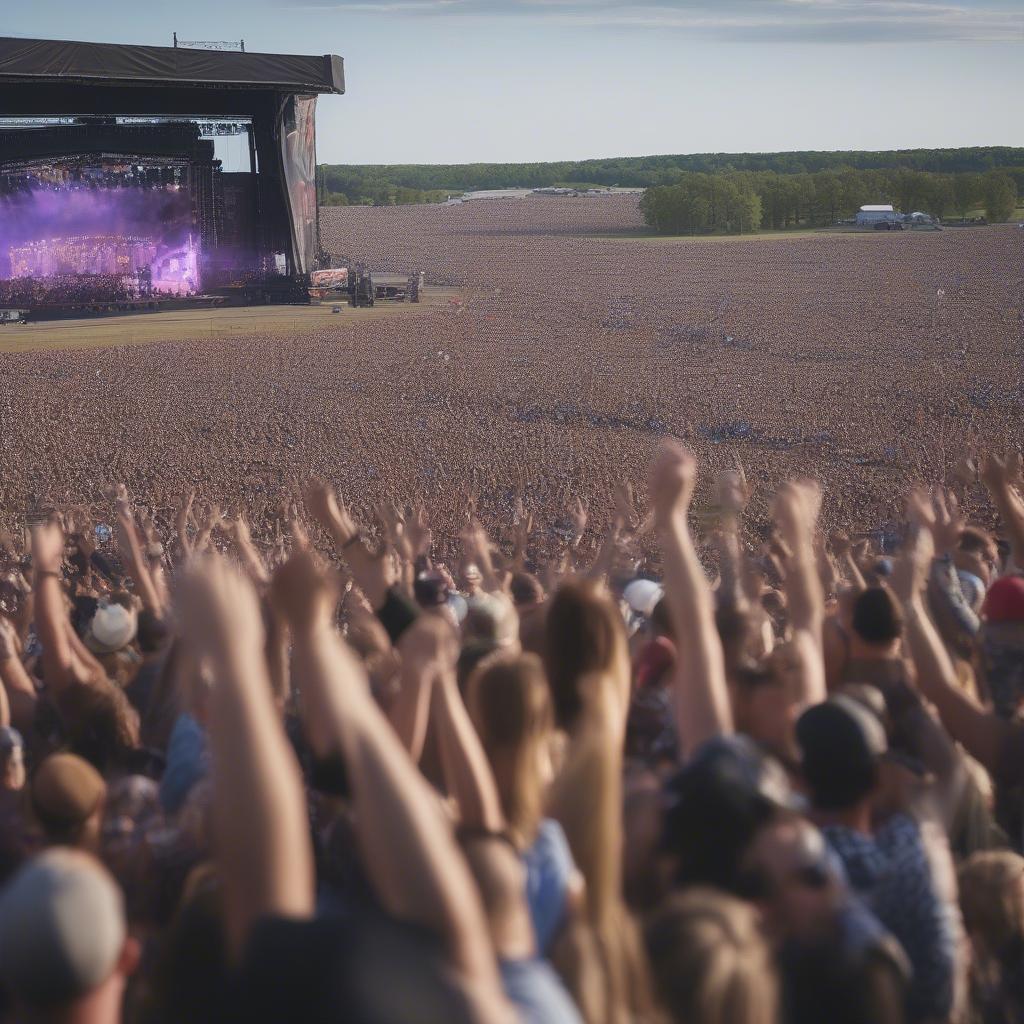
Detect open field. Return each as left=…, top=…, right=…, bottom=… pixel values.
left=0, top=193, right=1021, bottom=559
left=0, top=291, right=459, bottom=354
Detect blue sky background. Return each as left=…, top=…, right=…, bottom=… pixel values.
left=6, top=1, right=1023, bottom=163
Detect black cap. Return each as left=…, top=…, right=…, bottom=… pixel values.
left=796, top=696, right=887, bottom=811
left=662, top=735, right=793, bottom=892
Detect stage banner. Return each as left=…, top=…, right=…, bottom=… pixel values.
left=280, top=94, right=318, bottom=275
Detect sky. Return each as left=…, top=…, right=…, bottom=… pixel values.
left=5, top=1, right=1023, bottom=164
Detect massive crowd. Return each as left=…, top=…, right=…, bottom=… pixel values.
left=0, top=195, right=1021, bottom=1022
left=0, top=443, right=1024, bottom=1024
left=0, top=197, right=1020, bottom=566
left=0, top=274, right=140, bottom=307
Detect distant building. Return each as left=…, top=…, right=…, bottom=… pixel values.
left=856, top=204, right=900, bottom=225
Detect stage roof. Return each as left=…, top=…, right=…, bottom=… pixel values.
left=0, top=37, right=343, bottom=95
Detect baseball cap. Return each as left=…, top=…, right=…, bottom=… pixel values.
left=982, top=575, right=1024, bottom=623
left=29, top=753, right=106, bottom=840
left=0, top=848, right=126, bottom=1008
left=796, top=696, right=887, bottom=810
left=662, top=735, right=795, bottom=891
left=623, top=579, right=664, bottom=619
left=83, top=601, right=137, bottom=655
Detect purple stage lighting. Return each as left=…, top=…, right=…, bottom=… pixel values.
left=0, top=178, right=200, bottom=302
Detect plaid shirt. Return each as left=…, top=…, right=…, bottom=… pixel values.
left=824, top=813, right=965, bottom=1023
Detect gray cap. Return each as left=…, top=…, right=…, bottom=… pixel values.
left=0, top=849, right=126, bottom=1007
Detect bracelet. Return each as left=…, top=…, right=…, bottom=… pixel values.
left=34, top=569, right=61, bottom=580
left=342, top=531, right=362, bottom=551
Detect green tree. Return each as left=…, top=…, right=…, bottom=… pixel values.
left=982, top=170, right=1017, bottom=222
left=952, top=174, right=981, bottom=220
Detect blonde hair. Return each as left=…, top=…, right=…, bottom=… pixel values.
left=467, top=651, right=553, bottom=846
left=645, top=888, right=778, bottom=1024
left=959, top=850, right=1024, bottom=955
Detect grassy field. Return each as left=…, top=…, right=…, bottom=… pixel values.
left=0, top=290, right=460, bottom=354
left=590, top=226, right=879, bottom=243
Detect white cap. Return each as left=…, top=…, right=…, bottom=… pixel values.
left=84, top=602, right=137, bottom=654
left=622, top=579, right=664, bottom=618
left=0, top=849, right=126, bottom=1007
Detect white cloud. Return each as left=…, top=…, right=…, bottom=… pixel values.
left=285, top=0, right=1024, bottom=42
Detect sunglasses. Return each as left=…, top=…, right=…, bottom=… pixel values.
left=736, top=860, right=832, bottom=902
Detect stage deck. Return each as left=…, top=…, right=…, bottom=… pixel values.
left=0, top=289, right=460, bottom=354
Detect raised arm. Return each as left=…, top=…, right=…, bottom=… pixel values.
left=176, top=557, right=314, bottom=961
left=270, top=546, right=504, bottom=997
left=31, top=522, right=77, bottom=693
left=305, top=481, right=393, bottom=610
left=648, top=440, right=732, bottom=754
left=0, top=617, right=36, bottom=731
left=409, top=616, right=505, bottom=833
left=773, top=481, right=827, bottom=708
left=982, top=453, right=1024, bottom=570
left=114, top=499, right=167, bottom=619
left=829, top=532, right=867, bottom=592
left=386, top=618, right=438, bottom=763
left=894, top=520, right=1008, bottom=773
left=230, top=515, right=271, bottom=589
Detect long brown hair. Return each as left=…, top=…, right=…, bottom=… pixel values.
left=467, top=652, right=553, bottom=847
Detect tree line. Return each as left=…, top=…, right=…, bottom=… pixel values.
left=640, top=167, right=1019, bottom=235
left=318, top=147, right=1024, bottom=207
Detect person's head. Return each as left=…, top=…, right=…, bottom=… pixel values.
left=730, top=652, right=801, bottom=763
left=623, top=579, right=664, bottom=621
left=82, top=600, right=137, bottom=657
left=737, top=812, right=842, bottom=945
left=982, top=574, right=1024, bottom=625
left=543, top=577, right=630, bottom=732
left=0, top=726, right=25, bottom=791
left=662, top=736, right=787, bottom=892
left=795, top=696, right=886, bottom=814
left=0, top=849, right=139, bottom=1023
left=463, top=593, right=519, bottom=649
left=958, top=851, right=1024, bottom=965
left=509, top=571, right=545, bottom=611
left=956, top=527, right=999, bottom=587
left=462, top=562, right=483, bottom=596
left=135, top=609, right=168, bottom=655
left=28, top=753, right=107, bottom=852
left=467, top=652, right=554, bottom=845
left=645, top=888, right=778, bottom=1024
left=55, top=680, right=140, bottom=775
left=413, top=570, right=451, bottom=610
left=850, top=587, right=903, bottom=653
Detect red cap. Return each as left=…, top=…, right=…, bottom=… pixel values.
left=982, top=575, right=1024, bottom=623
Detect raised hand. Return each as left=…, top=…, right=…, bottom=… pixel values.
left=714, top=464, right=752, bottom=517
left=304, top=479, right=356, bottom=541
left=908, top=486, right=963, bottom=556
left=31, top=520, right=65, bottom=576
left=175, top=554, right=265, bottom=662
left=772, top=479, right=821, bottom=548
left=613, top=480, right=638, bottom=530
left=569, top=495, right=589, bottom=544
left=270, top=544, right=339, bottom=636
left=406, top=504, right=433, bottom=561
left=892, top=524, right=935, bottom=604
left=648, top=438, right=698, bottom=526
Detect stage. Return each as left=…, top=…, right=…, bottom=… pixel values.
left=0, top=289, right=461, bottom=354
left=0, top=35, right=343, bottom=316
